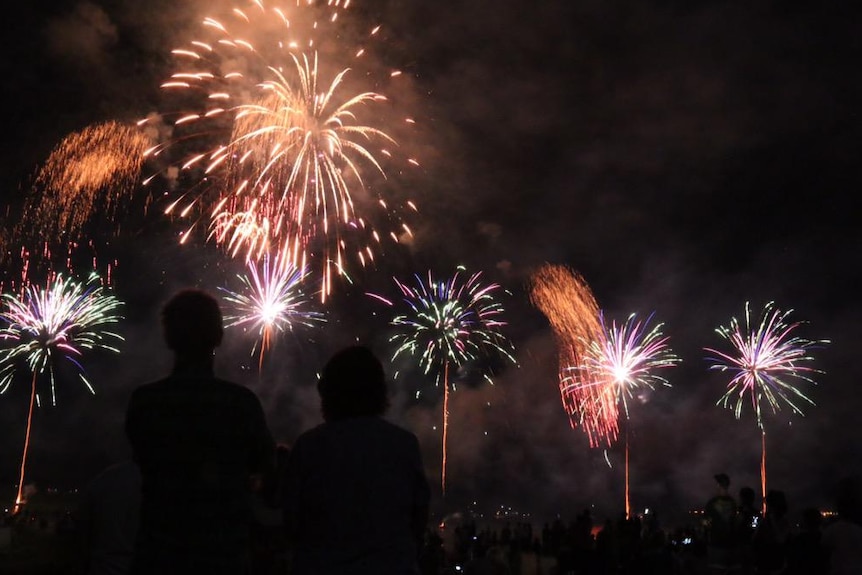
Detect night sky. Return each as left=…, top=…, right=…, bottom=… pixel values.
left=1, top=0, right=860, bottom=523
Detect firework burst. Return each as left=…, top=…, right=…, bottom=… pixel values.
left=19, top=121, right=149, bottom=244
left=705, top=301, right=828, bottom=510
left=570, top=312, right=678, bottom=518
left=380, top=268, right=516, bottom=493
left=0, top=272, right=123, bottom=509
left=706, top=301, right=826, bottom=427
left=144, top=0, right=418, bottom=299
left=579, top=313, right=679, bottom=422
left=528, top=264, right=612, bottom=447
left=221, top=254, right=324, bottom=369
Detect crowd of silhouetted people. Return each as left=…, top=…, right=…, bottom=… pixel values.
left=417, top=474, right=862, bottom=575
left=3, top=289, right=862, bottom=575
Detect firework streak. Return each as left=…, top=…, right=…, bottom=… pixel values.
left=144, top=0, right=419, bottom=299
left=528, top=265, right=611, bottom=446
left=706, top=301, right=827, bottom=428
left=221, top=254, right=324, bottom=368
left=705, top=301, right=828, bottom=510
left=19, top=121, right=149, bottom=243
left=0, top=272, right=123, bottom=509
left=578, top=312, right=679, bottom=422
left=376, top=268, right=516, bottom=493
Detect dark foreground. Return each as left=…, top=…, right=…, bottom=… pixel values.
left=0, top=490, right=832, bottom=574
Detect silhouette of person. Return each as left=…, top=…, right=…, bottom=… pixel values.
left=735, top=485, right=761, bottom=573
left=282, top=345, right=431, bottom=575
left=788, top=507, right=826, bottom=575
left=753, top=489, right=790, bottom=574
left=125, top=289, right=274, bottom=575
left=704, top=472, right=739, bottom=571
left=822, top=476, right=862, bottom=575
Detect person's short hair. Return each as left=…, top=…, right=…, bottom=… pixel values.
left=714, top=473, right=731, bottom=489
left=318, top=346, right=389, bottom=421
left=765, top=490, right=787, bottom=517
left=739, top=486, right=756, bottom=505
left=161, top=289, right=223, bottom=356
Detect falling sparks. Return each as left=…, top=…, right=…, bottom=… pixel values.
left=145, top=0, right=419, bottom=299
left=19, top=121, right=149, bottom=243
left=528, top=264, right=612, bottom=447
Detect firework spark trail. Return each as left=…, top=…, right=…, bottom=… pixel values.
left=144, top=0, right=418, bottom=299
left=705, top=301, right=828, bottom=510
left=578, top=312, right=679, bottom=518
left=706, top=301, right=827, bottom=427
left=19, top=121, right=149, bottom=244
left=221, top=254, right=324, bottom=369
left=580, top=313, right=680, bottom=420
left=382, top=268, right=516, bottom=493
left=211, top=52, right=394, bottom=261
left=0, top=272, right=123, bottom=509
left=528, top=264, right=613, bottom=447
left=0, top=241, right=117, bottom=300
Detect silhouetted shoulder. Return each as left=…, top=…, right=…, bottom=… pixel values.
left=128, top=376, right=262, bottom=409
left=296, top=416, right=418, bottom=446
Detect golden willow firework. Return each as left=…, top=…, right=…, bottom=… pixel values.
left=221, top=254, right=324, bottom=369
left=0, top=272, right=123, bottom=510
left=144, top=0, right=418, bottom=299
left=527, top=264, right=613, bottom=447
left=376, top=268, right=516, bottom=494
left=705, top=301, right=828, bottom=510
left=19, top=121, right=149, bottom=243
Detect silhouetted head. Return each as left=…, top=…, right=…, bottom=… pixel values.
left=714, top=473, right=731, bottom=490
left=318, top=346, right=389, bottom=421
left=800, top=507, right=822, bottom=531
left=161, top=289, right=224, bottom=358
left=739, top=486, right=756, bottom=506
left=765, top=490, right=788, bottom=517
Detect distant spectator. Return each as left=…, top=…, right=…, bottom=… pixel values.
left=822, top=476, right=862, bottom=575
left=705, top=473, right=739, bottom=571
left=282, top=345, right=430, bottom=575
left=737, top=486, right=761, bottom=572
left=125, top=289, right=274, bottom=575
left=788, top=507, right=826, bottom=575
left=753, top=489, right=790, bottom=574
left=464, top=545, right=510, bottom=575
left=79, top=460, right=141, bottom=575
left=419, top=528, right=445, bottom=575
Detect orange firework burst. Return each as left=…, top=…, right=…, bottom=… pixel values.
left=528, top=264, right=616, bottom=447
left=20, top=121, right=149, bottom=243
left=144, top=0, right=419, bottom=299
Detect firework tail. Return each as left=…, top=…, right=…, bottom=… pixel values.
left=14, top=372, right=38, bottom=513
left=625, top=427, right=630, bottom=520
left=706, top=302, right=827, bottom=514
left=442, top=361, right=450, bottom=495
left=259, top=325, right=273, bottom=371
left=761, top=430, right=767, bottom=515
